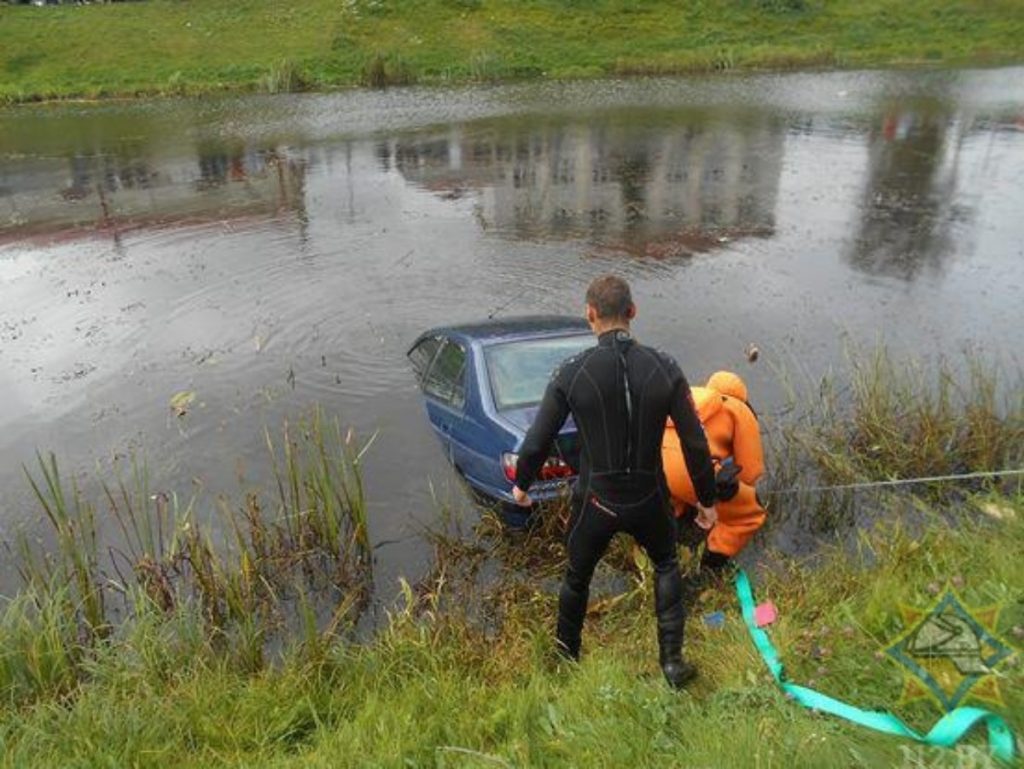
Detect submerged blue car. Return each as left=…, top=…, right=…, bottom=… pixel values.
left=407, top=315, right=595, bottom=523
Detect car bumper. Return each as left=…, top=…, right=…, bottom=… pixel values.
left=466, top=474, right=574, bottom=505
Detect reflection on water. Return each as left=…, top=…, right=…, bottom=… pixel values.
left=2, top=142, right=308, bottom=245
left=4, top=114, right=789, bottom=258
left=3, top=77, right=1018, bottom=281
left=848, top=94, right=967, bottom=280
left=388, top=117, right=783, bottom=257
left=2, top=68, right=1024, bottom=594
left=5, top=87, right=1013, bottom=281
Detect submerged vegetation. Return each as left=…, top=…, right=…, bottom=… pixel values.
left=0, top=354, right=1022, bottom=766
left=1, top=0, right=1023, bottom=103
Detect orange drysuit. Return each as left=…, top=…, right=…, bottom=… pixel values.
left=661, top=371, right=766, bottom=558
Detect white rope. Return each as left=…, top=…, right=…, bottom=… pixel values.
left=763, top=467, right=1024, bottom=497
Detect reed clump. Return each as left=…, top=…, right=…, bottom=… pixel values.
left=260, top=59, right=313, bottom=94
left=810, top=352, right=1019, bottom=479
left=762, top=350, right=1024, bottom=531
left=361, top=52, right=417, bottom=89
left=2, top=409, right=371, bottom=705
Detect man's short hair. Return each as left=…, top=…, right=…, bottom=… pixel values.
left=585, top=274, right=633, bottom=320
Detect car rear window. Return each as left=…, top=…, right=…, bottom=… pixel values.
left=485, top=335, right=594, bottom=410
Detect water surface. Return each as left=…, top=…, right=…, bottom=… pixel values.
left=2, top=67, right=1023, bottom=595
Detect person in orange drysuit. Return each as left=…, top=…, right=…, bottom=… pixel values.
left=661, top=371, right=766, bottom=571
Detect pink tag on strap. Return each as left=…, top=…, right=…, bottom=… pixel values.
left=754, top=601, right=778, bottom=628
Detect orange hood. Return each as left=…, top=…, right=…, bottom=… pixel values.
left=706, top=371, right=748, bottom=403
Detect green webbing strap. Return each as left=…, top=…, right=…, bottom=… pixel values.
left=734, top=570, right=1017, bottom=762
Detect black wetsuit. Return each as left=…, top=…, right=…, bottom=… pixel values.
left=515, top=329, right=716, bottom=662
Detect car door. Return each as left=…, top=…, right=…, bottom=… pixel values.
left=442, top=345, right=499, bottom=488
left=420, top=336, right=468, bottom=464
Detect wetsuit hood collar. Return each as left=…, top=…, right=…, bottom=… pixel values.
left=597, top=329, right=633, bottom=347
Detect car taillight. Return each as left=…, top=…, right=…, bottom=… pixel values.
left=540, top=456, right=574, bottom=480
left=501, top=452, right=518, bottom=482
left=501, top=452, right=574, bottom=482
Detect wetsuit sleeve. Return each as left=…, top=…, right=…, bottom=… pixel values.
left=669, top=373, right=717, bottom=508
left=514, top=373, right=570, bottom=493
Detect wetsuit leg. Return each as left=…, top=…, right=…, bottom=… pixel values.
left=557, top=494, right=619, bottom=660
left=624, top=492, right=681, bottom=615
left=625, top=493, right=696, bottom=689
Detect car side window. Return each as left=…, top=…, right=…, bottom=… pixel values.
left=423, top=339, right=467, bottom=409
left=408, top=336, right=442, bottom=384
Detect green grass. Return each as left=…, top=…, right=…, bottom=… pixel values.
left=0, top=500, right=1021, bottom=767
left=1, top=0, right=1023, bottom=103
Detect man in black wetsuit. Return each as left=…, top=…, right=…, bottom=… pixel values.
left=511, top=274, right=718, bottom=689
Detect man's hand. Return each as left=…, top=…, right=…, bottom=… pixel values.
left=695, top=503, right=717, bottom=530
left=512, top=485, right=533, bottom=507
left=715, top=462, right=742, bottom=502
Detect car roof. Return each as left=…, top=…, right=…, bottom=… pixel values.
left=416, top=315, right=590, bottom=345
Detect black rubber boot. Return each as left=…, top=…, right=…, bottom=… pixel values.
left=654, top=562, right=697, bottom=689
left=555, top=574, right=587, bottom=662
left=700, top=548, right=731, bottom=573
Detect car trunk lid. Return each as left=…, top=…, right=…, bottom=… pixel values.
left=499, top=406, right=581, bottom=470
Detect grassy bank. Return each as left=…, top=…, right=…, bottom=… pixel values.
left=0, top=354, right=1021, bottom=766
left=1, top=0, right=1023, bottom=104
left=1, top=499, right=1021, bottom=767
